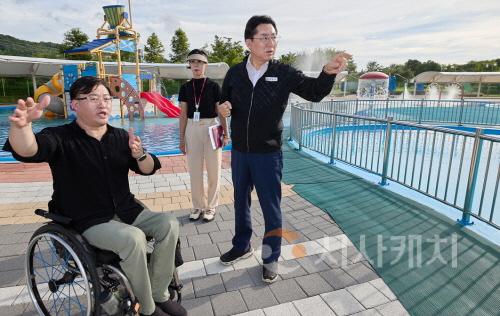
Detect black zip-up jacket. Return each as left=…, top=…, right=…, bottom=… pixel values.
left=221, top=56, right=336, bottom=153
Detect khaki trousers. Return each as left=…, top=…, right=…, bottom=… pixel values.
left=82, top=210, right=179, bottom=315
left=185, top=118, right=222, bottom=210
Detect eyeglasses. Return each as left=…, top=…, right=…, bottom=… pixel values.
left=75, top=95, right=113, bottom=104
left=250, top=34, right=280, bottom=43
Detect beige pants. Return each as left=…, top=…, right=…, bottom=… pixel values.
left=82, top=210, right=179, bottom=315
left=185, top=118, right=222, bottom=210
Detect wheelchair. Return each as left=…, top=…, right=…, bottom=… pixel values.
left=26, top=209, right=183, bottom=316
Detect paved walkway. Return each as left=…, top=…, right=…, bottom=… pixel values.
left=0, top=152, right=409, bottom=316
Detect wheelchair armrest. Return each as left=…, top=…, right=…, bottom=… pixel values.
left=35, top=209, right=72, bottom=225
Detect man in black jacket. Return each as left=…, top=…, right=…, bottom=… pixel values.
left=218, top=15, right=350, bottom=282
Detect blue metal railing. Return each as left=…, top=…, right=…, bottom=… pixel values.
left=290, top=101, right=500, bottom=230
left=299, top=99, right=500, bottom=126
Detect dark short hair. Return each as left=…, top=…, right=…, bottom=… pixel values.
left=244, top=15, right=277, bottom=40
left=70, top=76, right=111, bottom=100
left=187, top=48, right=208, bottom=57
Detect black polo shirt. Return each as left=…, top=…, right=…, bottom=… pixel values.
left=178, top=78, right=221, bottom=119
left=2, top=121, right=161, bottom=233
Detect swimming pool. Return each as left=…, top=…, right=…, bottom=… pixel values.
left=1, top=106, right=291, bottom=161
left=0, top=106, right=181, bottom=161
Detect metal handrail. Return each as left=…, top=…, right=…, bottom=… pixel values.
left=290, top=102, right=500, bottom=230
left=299, top=99, right=500, bottom=126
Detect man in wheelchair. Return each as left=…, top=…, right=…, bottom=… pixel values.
left=3, top=76, right=187, bottom=316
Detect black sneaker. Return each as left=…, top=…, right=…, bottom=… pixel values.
left=262, top=265, right=278, bottom=283
left=219, top=246, right=254, bottom=265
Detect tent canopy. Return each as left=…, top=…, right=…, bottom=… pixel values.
left=0, top=55, right=229, bottom=79
left=413, top=71, right=500, bottom=84
left=64, top=38, right=136, bottom=54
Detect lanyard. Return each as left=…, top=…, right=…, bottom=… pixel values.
left=192, top=78, right=207, bottom=111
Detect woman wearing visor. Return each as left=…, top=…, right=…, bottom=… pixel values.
left=178, top=49, right=229, bottom=222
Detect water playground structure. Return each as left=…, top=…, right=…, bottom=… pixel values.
left=31, top=4, right=176, bottom=119
left=24, top=4, right=228, bottom=120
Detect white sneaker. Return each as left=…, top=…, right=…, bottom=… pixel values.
left=189, top=209, right=203, bottom=221
left=202, top=209, right=216, bottom=222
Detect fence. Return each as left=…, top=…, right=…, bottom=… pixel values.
left=298, top=98, right=500, bottom=126
left=290, top=101, right=500, bottom=229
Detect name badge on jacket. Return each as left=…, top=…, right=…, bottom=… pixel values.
left=265, top=77, right=278, bottom=82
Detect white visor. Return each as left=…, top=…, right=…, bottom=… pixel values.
left=187, top=53, right=208, bottom=63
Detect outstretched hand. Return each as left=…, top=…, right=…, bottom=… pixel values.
left=128, top=127, right=143, bottom=159
left=9, top=95, right=50, bottom=128
left=323, top=52, right=352, bottom=74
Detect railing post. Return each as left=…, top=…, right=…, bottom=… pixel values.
left=384, top=98, right=390, bottom=119
left=418, top=99, right=424, bottom=124
left=329, top=112, right=338, bottom=164
left=355, top=98, right=359, bottom=114
left=288, top=105, right=294, bottom=141
left=458, top=98, right=465, bottom=126
left=297, top=107, right=303, bottom=151
left=458, top=128, right=483, bottom=226
left=379, top=117, right=393, bottom=186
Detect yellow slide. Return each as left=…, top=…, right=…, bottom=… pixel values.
left=34, top=72, right=65, bottom=116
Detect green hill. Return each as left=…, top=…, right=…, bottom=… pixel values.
left=0, top=34, right=63, bottom=58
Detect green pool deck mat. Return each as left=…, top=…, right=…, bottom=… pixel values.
left=281, top=144, right=500, bottom=316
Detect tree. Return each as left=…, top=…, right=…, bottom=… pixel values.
left=61, top=28, right=91, bottom=60
left=279, top=52, right=297, bottom=65
left=404, top=59, right=422, bottom=77
left=208, top=35, right=245, bottom=67
left=347, top=59, right=357, bottom=73
left=144, top=33, right=165, bottom=63
left=366, top=61, right=383, bottom=72
left=419, top=60, right=441, bottom=73
left=168, top=28, right=189, bottom=63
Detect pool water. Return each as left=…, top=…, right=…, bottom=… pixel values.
left=0, top=106, right=181, bottom=161
left=0, top=106, right=292, bottom=161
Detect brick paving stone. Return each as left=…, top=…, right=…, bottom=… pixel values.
left=321, top=288, right=365, bottom=316
left=369, top=278, right=397, bottom=301
left=294, top=273, right=334, bottom=296
left=351, top=309, right=383, bottom=316
left=292, top=296, right=336, bottom=316
left=240, top=285, right=278, bottom=310
left=187, top=234, right=212, bottom=247
left=209, top=230, right=233, bottom=243
left=193, top=274, right=225, bottom=297
left=221, top=269, right=255, bottom=292
left=347, top=282, right=390, bottom=309
left=269, top=278, right=307, bottom=303
left=375, top=301, right=410, bottom=316
left=180, top=247, right=195, bottom=262
left=263, top=302, right=300, bottom=316
left=182, top=296, right=214, bottom=316
left=278, top=259, right=308, bottom=280
left=342, top=262, right=379, bottom=283
left=192, top=244, right=221, bottom=260
left=211, top=290, right=248, bottom=316
left=196, top=222, right=220, bottom=234
left=296, top=254, right=331, bottom=274
left=320, top=268, right=358, bottom=290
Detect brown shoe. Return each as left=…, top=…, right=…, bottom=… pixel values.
left=155, top=300, right=187, bottom=316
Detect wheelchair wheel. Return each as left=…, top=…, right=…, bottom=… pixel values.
left=26, top=223, right=101, bottom=316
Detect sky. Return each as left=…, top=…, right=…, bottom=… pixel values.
left=2, top=0, right=500, bottom=70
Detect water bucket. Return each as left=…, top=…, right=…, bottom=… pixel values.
left=103, top=5, right=125, bottom=28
